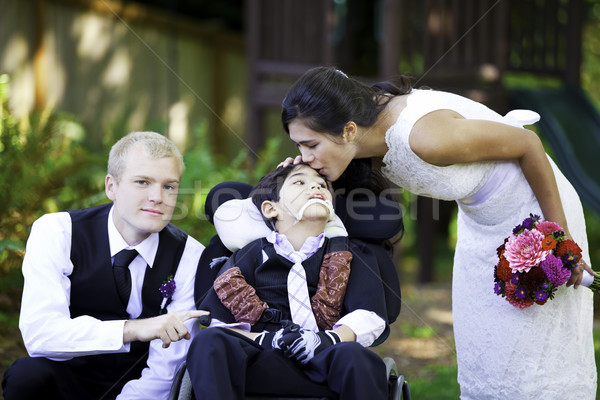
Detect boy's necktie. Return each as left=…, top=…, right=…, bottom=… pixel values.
left=287, top=252, right=318, bottom=331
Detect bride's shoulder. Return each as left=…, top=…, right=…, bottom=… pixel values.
left=385, top=89, right=432, bottom=122
left=389, top=88, right=438, bottom=110
left=386, top=93, right=410, bottom=117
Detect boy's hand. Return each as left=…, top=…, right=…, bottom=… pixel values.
left=279, top=329, right=341, bottom=365
left=254, top=322, right=301, bottom=349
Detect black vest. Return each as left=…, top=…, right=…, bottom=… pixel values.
left=203, top=236, right=349, bottom=332
left=66, top=203, right=188, bottom=392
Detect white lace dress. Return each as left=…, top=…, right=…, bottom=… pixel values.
left=382, top=89, right=597, bottom=399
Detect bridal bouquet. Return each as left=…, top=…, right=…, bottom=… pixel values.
left=493, top=214, right=597, bottom=309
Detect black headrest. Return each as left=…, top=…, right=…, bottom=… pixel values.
left=334, top=192, right=404, bottom=243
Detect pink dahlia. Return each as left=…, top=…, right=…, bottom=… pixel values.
left=535, top=221, right=562, bottom=236
left=540, top=254, right=571, bottom=287
left=504, top=229, right=550, bottom=273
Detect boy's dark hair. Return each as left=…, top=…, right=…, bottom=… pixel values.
left=250, top=163, right=328, bottom=229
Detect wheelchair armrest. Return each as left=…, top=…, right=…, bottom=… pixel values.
left=384, top=356, right=398, bottom=379
left=383, top=357, right=411, bottom=400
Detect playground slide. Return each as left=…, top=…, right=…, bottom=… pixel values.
left=510, top=85, right=600, bottom=217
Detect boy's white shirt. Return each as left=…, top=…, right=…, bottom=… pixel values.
left=209, top=227, right=385, bottom=347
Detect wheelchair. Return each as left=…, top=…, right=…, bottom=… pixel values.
left=168, top=357, right=411, bottom=400
left=169, top=181, right=411, bottom=400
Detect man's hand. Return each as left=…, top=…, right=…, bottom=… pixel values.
left=123, top=310, right=210, bottom=348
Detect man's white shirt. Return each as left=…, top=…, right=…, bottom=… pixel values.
left=19, top=206, right=204, bottom=399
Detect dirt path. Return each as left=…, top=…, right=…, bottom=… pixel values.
left=373, top=283, right=456, bottom=381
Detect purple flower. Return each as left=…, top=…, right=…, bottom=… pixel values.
left=535, top=289, right=550, bottom=302
left=511, top=272, right=521, bottom=285
left=521, top=218, right=535, bottom=230
left=159, top=276, right=176, bottom=298
left=159, top=276, right=176, bottom=313
left=494, top=282, right=504, bottom=295
left=540, top=254, right=570, bottom=287
left=514, top=286, right=528, bottom=300
left=512, top=214, right=541, bottom=234
left=561, top=253, right=579, bottom=269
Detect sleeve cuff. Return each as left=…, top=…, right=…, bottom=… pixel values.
left=96, top=319, right=129, bottom=352
left=334, top=309, right=386, bottom=347
left=208, top=318, right=252, bottom=331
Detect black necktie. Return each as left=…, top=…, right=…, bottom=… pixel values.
left=113, top=249, right=138, bottom=307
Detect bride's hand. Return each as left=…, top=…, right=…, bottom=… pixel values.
left=563, top=228, right=596, bottom=289
left=566, top=259, right=596, bottom=289
left=277, top=155, right=303, bottom=169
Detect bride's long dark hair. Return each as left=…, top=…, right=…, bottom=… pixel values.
left=281, top=66, right=413, bottom=195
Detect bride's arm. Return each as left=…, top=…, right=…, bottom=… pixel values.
left=410, top=109, right=593, bottom=286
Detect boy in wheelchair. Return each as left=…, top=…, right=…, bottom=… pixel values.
left=186, top=163, right=392, bottom=399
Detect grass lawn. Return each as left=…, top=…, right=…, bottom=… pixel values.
left=407, top=328, right=600, bottom=400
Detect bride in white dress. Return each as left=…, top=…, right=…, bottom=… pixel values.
left=279, top=66, right=597, bottom=399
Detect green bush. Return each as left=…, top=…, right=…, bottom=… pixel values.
left=174, top=120, right=284, bottom=244
left=0, top=74, right=284, bottom=275
left=0, top=75, right=103, bottom=273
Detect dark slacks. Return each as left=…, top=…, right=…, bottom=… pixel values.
left=2, top=354, right=139, bottom=400
left=186, top=327, right=388, bottom=400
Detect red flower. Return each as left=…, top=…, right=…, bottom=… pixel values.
left=496, top=258, right=512, bottom=282
left=555, top=239, right=582, bottom=261
left=520, top=267, right=548, bottom=292
left=541, top=236, right=557, bottom=251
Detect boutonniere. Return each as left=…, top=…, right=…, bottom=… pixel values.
left=159, top=275, right=176, bottom=314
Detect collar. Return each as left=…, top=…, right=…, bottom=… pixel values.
left=107, top=206, right=159, bottom=268
left=266, top=230, right=325, bottom=262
